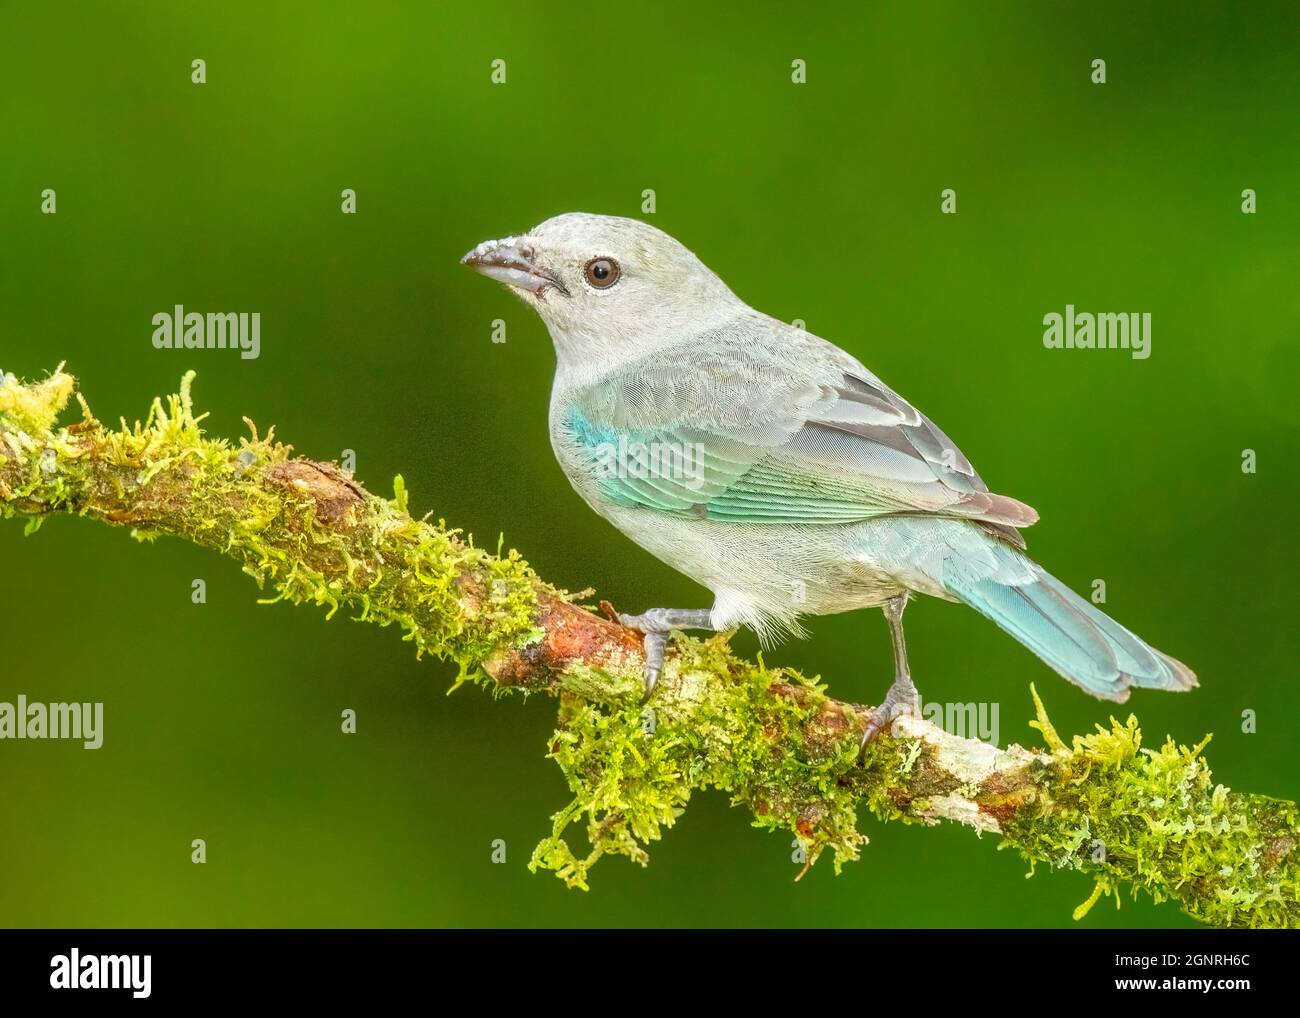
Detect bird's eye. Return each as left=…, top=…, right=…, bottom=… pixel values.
left=584, top=257, right=620, bottom=289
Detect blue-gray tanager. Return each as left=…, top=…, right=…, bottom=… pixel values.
left=463, top=213, right=1196, bottom=750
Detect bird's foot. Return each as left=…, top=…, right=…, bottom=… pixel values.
left=859, top=673, right=921, bottom=761
left=617, top=607, right=715, bottom=701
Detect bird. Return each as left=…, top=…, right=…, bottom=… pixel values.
left=462, top=213, right=1196, bottom=753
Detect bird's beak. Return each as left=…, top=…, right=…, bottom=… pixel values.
left=460, top=236, right=569, bottom=297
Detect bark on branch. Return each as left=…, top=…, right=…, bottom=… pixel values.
left=1, top=366, right=1295, bottom=927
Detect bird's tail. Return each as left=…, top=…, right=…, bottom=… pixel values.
left=938, top=538, right=1196, bottom=702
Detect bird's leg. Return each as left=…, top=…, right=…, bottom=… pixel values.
left=859, top=592, right=921, bottom=759
left=617, top=607, right=716, bottom=700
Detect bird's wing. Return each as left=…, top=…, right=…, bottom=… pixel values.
left=563, top=323, right=1037, bottom=539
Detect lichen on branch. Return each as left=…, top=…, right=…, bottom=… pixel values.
left=1, top=366, right=1296, bottom=928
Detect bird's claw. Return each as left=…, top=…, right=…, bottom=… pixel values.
left=638, top=631, right=667, bottom=701
left=859, top=677, right=921, bottom=762
left=617, top=608, right=717, bottom=702
left=619, top=611, right=668, bottom=701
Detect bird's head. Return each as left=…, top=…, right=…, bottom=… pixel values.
left=462, top=213, right=740, bottom=365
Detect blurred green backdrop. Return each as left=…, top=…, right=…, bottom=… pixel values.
left=1, top=1, right=1297, bottom=928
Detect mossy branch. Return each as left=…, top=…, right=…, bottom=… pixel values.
left=1, top=366, right=1296, bottom=927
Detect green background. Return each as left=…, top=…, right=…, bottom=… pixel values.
left=1, top=1, right=1296, bottom=928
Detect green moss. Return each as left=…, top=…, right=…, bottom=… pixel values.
left=2, top=369, right=546, bottom=694
left=532, top=633, right=889, bottom=887
left=3, top=367, right=1296, bottom=927
left=999, top=687, right=1299, bottom=928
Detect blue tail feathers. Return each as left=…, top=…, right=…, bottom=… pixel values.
left=941, top=544, right=1196, bottom=703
